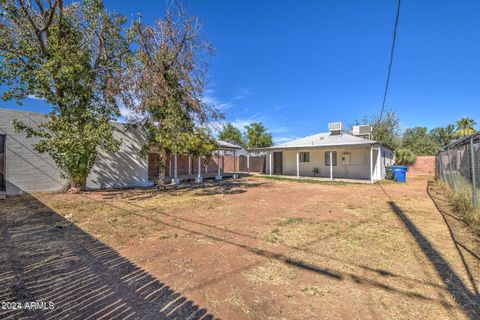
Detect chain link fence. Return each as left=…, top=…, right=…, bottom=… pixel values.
left=436, top=133, right=479, bottom=226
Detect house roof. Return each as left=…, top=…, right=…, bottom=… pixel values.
left=217, top=140, right=243, bottom=150
left=256, top=132, right=379, bottom=151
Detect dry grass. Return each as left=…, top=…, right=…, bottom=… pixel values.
left=32, top=177, right=480, bottom=320
left=438, top=176, right=480, bottom=232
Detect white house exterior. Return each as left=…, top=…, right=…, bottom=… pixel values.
left=259, top=131, right=394, bottom=183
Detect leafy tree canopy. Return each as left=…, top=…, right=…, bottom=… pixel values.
left=454, top=117, right=476, bottom=138
left=218, top=123, right=245, bottom=147
left=244, top=122, right=273, bottom=149
left=429, top=124, right=455, bottom=148
left=123, top=4, right=220, bottom=180
left=0, top=0, right=130, bottom=189
left=355, top=110, right=401, bottom=150
left=395, top=149, right=416, bottom=165
left=401, top=127, right=440, bottom=156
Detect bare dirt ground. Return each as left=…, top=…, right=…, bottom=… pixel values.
left=2, top=176, right=480, bottom=319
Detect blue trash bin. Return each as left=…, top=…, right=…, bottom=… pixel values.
left=391, top=165, right=407, bottom=183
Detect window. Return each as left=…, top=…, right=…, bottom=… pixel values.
left=299, top=152, right=310, bottom=162
left=325, top=151, right=337, bottom=166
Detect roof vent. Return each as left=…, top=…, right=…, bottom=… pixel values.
left=328, top=122, right=342, bottom=135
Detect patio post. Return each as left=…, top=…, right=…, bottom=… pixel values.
left=296, top=152, right=300, bottom=178
left=172, top=153, right=180, bottom=185
left=470, top=136, right=477, bottom=208
left=370, top=146, right=373, bottom=183
left=233, top=150, right=237, bottom=179
left=269, top=152, right=272, bottom=176
left=330, top=151, right=333, bottom=180
left=247, top=153, right=250, bottom=174
left=195, top=156, right=203, bottom=183
left=188, top=155, right=192, bottom=176
left=216, top=148, right=222, bottom=181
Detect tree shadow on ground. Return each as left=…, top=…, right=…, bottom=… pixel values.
left=427, top=181, right=480, bottom=289
left=98, top=179, right=268, bottom=201
left=378, top=183, right=480, bottom=319
left=0, top=195, right=215, bottom=320
left=78, top=193, right=465, bottom=311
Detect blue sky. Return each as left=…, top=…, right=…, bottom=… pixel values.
left=1, top=0, right=479, bottom=143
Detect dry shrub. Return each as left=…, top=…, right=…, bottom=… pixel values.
left=439, top=176, right=480, bottom=232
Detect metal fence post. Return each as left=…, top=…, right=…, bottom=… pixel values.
left=470, top=136, right=477, bottom=208
left=446, top=147, right=455, bottom=190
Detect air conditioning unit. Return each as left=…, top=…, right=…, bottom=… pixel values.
left=352, top=125, right=373, bottom=138
left=328, top=122, right=343, bottom=132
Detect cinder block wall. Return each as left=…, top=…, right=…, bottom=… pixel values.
left=408, top=156, right=435, bottom=176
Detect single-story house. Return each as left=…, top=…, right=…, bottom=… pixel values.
left=256, top=123, right=394, bottom=183
left=0, top=108, right=242, bottom=196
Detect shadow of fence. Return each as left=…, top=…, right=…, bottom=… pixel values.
left=0, top=195, right=214, bottom=320
left=377, top=183, right=480, bottom=319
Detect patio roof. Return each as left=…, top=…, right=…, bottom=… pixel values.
left=217, top=140, right=243, bottom=150
left=254, top=132, right=379, bottom=151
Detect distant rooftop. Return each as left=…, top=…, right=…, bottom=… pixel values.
left=217, top=140, right=243, bottom=150
left=256, top=131, right=379, bottom=150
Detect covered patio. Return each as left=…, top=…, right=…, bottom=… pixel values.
left=255, top=132, right=394, bottom=184
left=254, top=173, right=372, bottom=184
left=150, top=140, right=244, bottom=185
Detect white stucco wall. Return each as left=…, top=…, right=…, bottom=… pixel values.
left=377, top=146, right=394, bottom=180
left=86, top=123, right=153, bottom=189
left=265, top=145, right=392, bottom=181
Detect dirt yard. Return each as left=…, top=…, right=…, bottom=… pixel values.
left=3, top=177, right=480, bottom=319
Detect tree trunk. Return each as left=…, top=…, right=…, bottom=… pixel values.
left=158, top=148, right=168, bottom=188
left=67, top=177, right=87, bottom=193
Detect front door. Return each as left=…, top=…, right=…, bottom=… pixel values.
left=0, top=135, right=5, bottom=192
left=273, top=152, right=282, bottom=174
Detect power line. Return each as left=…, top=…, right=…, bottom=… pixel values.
left=380, top=0, right=401, bottom=120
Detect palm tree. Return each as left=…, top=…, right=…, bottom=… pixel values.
left=454, top=117, right=476, bottom=138
left=440, top=124, right=456, bottom=145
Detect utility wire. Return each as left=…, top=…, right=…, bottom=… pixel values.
left=380, top=0, right=401, bottom=120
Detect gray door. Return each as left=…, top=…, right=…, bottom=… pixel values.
left=0, top=135, right=5, bottom=192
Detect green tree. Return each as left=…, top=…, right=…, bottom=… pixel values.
left=0, top=0, right=130, bottom=189
left=395, top=149, right=416, bottom=165
left=356, top=111, right=401, bottom=150
left=454, top=117, right=476, bottom=138
left=430, top=124, right=455, bottom=147
left=244, top=122, right=272, bottom=149
left=125, top=4, right=219, bottom=181
left=401, top=127, right=439, bottom=156
left=218, top=123, right=245, bottom=147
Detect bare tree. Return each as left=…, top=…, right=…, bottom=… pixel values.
left=123, top=4, right=220, bottom=183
